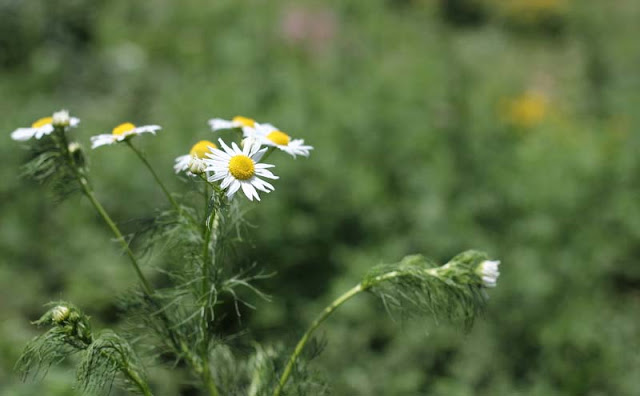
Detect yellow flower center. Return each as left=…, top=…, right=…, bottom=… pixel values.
left=112, top=122, right=136, bottom=136
left=232, top=116, right=256, bottom=128
left=32, top=117, right=53, bottom=128
left=505, top=93, right=547, bottom=128
left=189, top=140, right=217, bottom=159
left=228, top=155, right=255, bottom=180
left=266, top=130, right=291, bottom=146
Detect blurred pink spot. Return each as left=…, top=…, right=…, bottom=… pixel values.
left=281, top=6, right=337, bottom=53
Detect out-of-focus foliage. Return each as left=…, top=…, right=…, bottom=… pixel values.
left=1, top=0, right=639, bottom=394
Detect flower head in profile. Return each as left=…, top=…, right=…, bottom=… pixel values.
left=11, top=111, right=80, bottom=141
left=90, top=122, right=161, bottom=149
left=476, top=260, right=501, bottom=288
left=174, top=140, right=218, bottom=175
left=208, top=116, right=257, bottom=134
left=204, top=138, right=278, bottom=201
left=251, top=123, right=313, bottom=158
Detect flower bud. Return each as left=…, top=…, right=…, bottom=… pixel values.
left=68, top=142, right=81, bottom=153
left=188, top=158, right=206, bottom=175
left=51, top=305, right=70, bottom=323
left=52, top=110, right=71, bottom=128
left=241, top=136, right=260, bottom=149
left=476, top=260, right=500, bottom=288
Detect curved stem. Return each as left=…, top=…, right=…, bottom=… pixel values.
left=53, top=129, right=153, bottom=296
left=273, top=283, right=364, bottom=396
left=126, top=141, right=181, bottom=213
left=273, top=267, right=441, bottom=396
left=123, top=365, right=153, bottom=396
left=79, top=178, right=153, bottom=296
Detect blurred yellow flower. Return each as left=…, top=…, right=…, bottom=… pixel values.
left=502, top=92, right=547, bottom=128
left=174, top=140, right=218, bottom=175
left=91, top=123, right=161, bottom=149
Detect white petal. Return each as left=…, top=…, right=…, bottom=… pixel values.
left=255, top=163, right=275, bottom=169
left=11, top=128, right=36, bottom=141
left=34, top=125, right=54, bottom=139
left=227, top=179, right=241, bottom=198
left=209, top=118, right=235, bottom=131
left=231, top=142, right=243, bottom=155
left=90, top=134, right=116, bottom=149
left=255, top=168, right=279, bottom=180
left=241, top=182, right=256, bottom=201
left=174, top=155, right=191, bottom=173
left=252, top=178, right=274, bottom=192
left=251, top=147, right=268, bottom=162
left=218, top=138, right=234, bottom=156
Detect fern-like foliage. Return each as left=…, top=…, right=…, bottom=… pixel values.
left=19, top=133, right=84, bottom=201
left=17, top=302, right=150, bottom=395
left=363, top=250, right=491, bottom=328
left=16, top=302, right=92, bottom=381
left=77, top=330, right=148, bottom=395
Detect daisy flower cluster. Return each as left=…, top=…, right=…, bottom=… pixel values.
left=11, top=110, right=80, bottom=141
left=11, top=110, right=312, bottom=203
left=174, top=115, right=313, bottom=201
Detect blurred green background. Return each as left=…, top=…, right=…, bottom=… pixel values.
left=2, top=0, right=640, bottom=394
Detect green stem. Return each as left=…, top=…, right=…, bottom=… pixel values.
left=273, top=283, right=363, bottom=396
left=79, top=178, right=154, bottom=296
left=53, top=129, right=153, bottom=295
left=124, top=365, right=153, bottom=396
left=202, top=360, right=220, bottom=396
left=126, top=140, right=181, bottom=213
left=273, top=267, right=441, bottom=396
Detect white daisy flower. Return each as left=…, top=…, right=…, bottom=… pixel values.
left=204, top=138, right=278, bottom=201
left=208, top=115, right=257, bottom=134
left=476, top=260, right=501, bottom=288
left=90, top=122, right=161, bottom=149
left=11, top=113, right=80, bottom=141
left=250, top=123, right=313, bottom=158
left=174, top=140, right=218, bottom=175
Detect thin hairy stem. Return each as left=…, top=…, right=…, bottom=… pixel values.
left=53, top=129, right=154, bottom=295
left=126, top=141, right=182, bottom=214
left=198, top=182, right=222, bottom=396
left=273, top=284, right=362, bottom=396
left=124, top=365, right=153, bottom=396
left=80, top=179, right=154, bottom=295
left=273, top=268, right=440, bottom=396
left=202, top=359, right=220, bottom=396
left=96, top=348, right=153, bottom=396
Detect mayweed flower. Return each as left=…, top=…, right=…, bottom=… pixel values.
left=51, top=305, right=70, bottom=323
left=205, top=138, right=278, bottom=201
left=476, top=260, right=501, bottom=288
left=11, top=112, right=80, bottom=141
left=208, top=116, right=257, bottom=133
left=502, top=92, right=547, bottom=128
left=251, top=123, right=313, bottom=158
left=174, top=140, right=218, bottom=175
left=90, top=122, right=161, bottom=149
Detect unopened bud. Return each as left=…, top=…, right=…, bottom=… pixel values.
left=241, top=136, right=260, bottom=149
left=51, top=305, right=70, bottom=323
left=476, top=260, right=500, bottom=288
left=52, top=110, right=71, bottom=128
left=188, top=158, right=206, bottom=175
